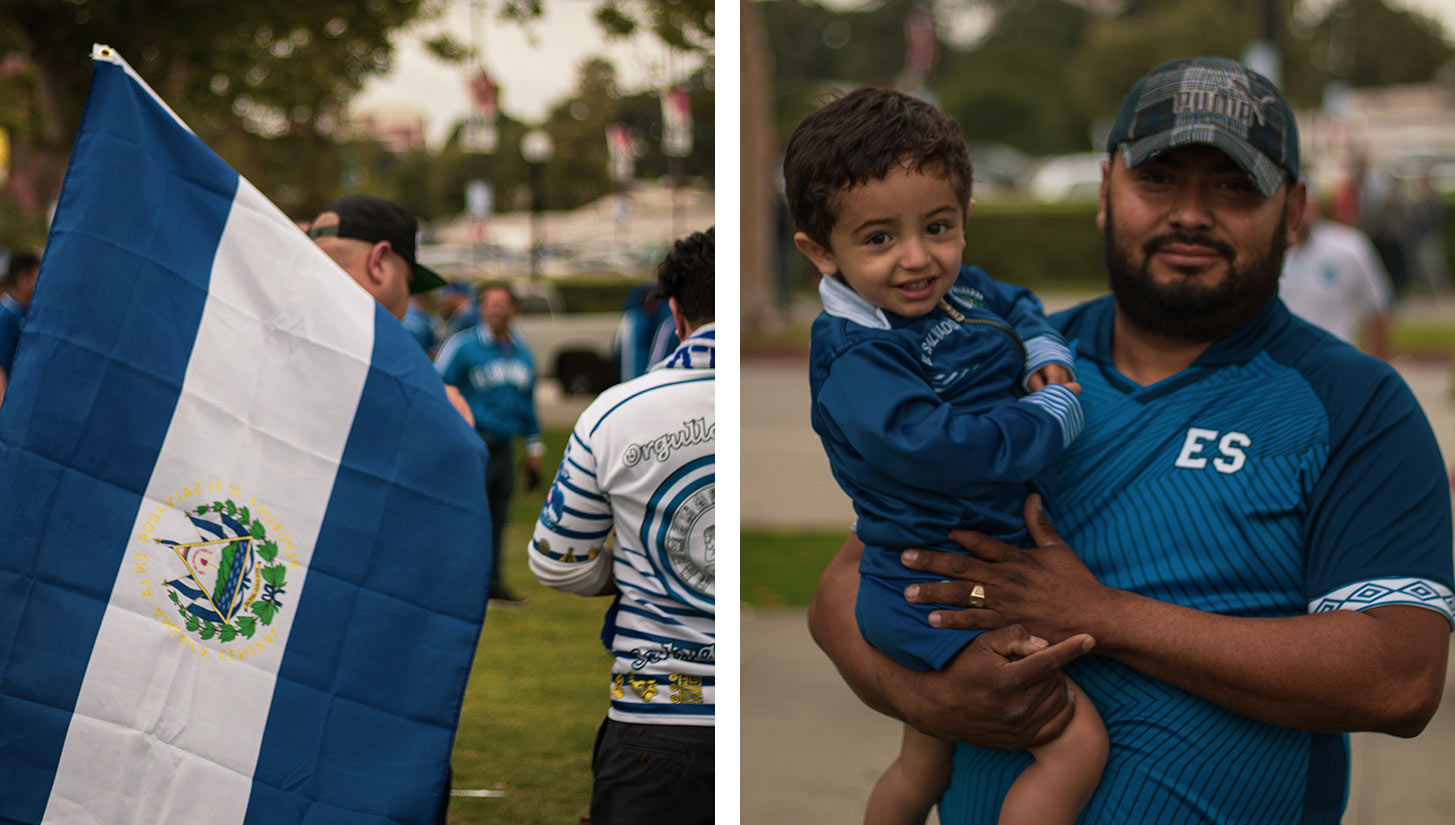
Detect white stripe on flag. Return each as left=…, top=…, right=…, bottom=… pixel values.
left=44, top=179, right=377, bottom=823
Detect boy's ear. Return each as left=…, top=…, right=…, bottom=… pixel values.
left=965, top=198, right=976, bottom=222
left=793, top=231, right=838, bottom=276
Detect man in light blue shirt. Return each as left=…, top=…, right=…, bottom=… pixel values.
left=436, top=284, right=544, bottom=604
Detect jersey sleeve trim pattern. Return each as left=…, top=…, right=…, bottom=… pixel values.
left=1308, top=577, right=1455, bottom=626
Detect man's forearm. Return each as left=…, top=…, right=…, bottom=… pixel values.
left=809, top=534, right=1087, bottom=748
left=908, top=513, right=1452, bottom=740
left=806, top=536, right=905, bottom=720
left=1075, top=590, right=1448, bottom=736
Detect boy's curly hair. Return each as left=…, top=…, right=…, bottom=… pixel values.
left=783, top=87, right=973, bottom=247
left=656, top=227, right=713, bottom=326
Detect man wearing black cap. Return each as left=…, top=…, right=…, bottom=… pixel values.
left=308, top=194, right=473, bottom=429
left=809, top=57, right=1452, bottom=824
left=307, top=193, right=447, bottom=322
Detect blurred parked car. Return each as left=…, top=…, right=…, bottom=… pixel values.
left=511, top=282, right=621, bottom=395
left=1028, top=152, right=1106, bottom=203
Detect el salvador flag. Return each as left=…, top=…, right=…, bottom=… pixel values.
left=0, top=46, right=493, bottom=824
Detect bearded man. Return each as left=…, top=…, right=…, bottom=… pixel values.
left=809, top=56, right=1453, bottom=825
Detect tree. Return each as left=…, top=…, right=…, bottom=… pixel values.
left=1064, top=0, right=1259, bottom=133
left=501, top=0, right=713, bottom=54
left=936, top=0, right=1092, bottom=154
left=0, top=0, right=449, bottom=247
left=763, top=0, right=918, bottom=141
left=614, top=67, right=715, bottom=183
left=1303, top=0, right=1454, bottom=88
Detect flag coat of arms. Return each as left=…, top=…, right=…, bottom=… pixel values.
left=0, top=46, right=493, bottom=824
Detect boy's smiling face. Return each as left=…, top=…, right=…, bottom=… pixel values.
left=795, top=164, right=969, bottom=318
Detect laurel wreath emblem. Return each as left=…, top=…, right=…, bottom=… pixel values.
left=165, top=498, right=289, bottom=643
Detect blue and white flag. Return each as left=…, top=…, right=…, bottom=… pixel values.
left=0, top=46, right=493, bottom=824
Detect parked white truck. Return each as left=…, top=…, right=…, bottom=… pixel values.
left=513, top=286, right=621, bottom=396
left=418, top=247, right=635, bottom=396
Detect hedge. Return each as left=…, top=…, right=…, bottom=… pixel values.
left=956, top=195, right=1455, bottom=294
left=964, top=201, right=1105, bottom=291
left=551, top=276, right=643, bottom=313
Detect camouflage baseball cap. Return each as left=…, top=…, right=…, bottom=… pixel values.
left=1105, top=56, right=1299, bottom=198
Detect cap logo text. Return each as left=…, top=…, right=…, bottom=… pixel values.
left=1172, top=75, right=1276, bottom=128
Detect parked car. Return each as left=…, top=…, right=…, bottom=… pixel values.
left=510, top=282, right=620, bottom=396
left=1027, top=152, right=1106, bottom=203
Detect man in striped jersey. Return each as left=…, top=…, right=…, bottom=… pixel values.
left=810, top=57, right=1452, bottom=824
left=530, top=228, right=715, bottom=824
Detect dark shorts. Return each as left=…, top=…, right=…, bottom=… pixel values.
left=590, top=717, right=714, bottom=824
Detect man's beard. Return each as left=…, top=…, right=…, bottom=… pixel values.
left=1103, top=196, right=1287, bottom=341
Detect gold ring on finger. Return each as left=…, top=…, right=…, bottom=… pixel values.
left=966, top=583, right=987, bottom=609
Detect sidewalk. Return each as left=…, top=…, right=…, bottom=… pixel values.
left=742, top=351, right=1455, bottom=825
left=742, top=608, right=1455, bottom=825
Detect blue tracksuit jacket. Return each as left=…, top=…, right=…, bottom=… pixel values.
left=808, top=265, right=1082, bottom=670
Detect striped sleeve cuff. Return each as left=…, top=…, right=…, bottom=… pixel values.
left=1019, top=383, right=1083, bottom=448
left=529, top=536, right=614, bottom=596
left=1309, top=578, right=1455, bottom=627
left=1021, top=334, right=1075, bottom=392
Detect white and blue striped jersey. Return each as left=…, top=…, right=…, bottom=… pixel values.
left=530, top=325, right=715, bottom=726
left=941, top=297, right=1454, bottom=825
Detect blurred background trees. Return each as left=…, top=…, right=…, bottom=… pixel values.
left=742, top=0, right=1455, bottom=330
left=0, top=0, right=714, bottom=249
left=764, top=0, right=1452, bottom=160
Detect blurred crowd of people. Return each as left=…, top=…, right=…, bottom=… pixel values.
left=1279, top=158, right=1449, bottom=362
left=1325, top=156, right=1448, bottom=299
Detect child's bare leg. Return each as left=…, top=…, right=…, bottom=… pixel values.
left=864, top=723, right=955, bottom=825
left=997, top=681, right=1107, bottom=825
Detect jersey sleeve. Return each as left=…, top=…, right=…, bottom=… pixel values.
left=1302, top=363, right=1455, bottom=625
left=529, top=425, right=616, bottom=595
left=816, top=338, right=1081, bottom=494
left=964, top=268, right=1075, bottom=388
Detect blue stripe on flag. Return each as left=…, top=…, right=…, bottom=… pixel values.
left=244, top=304, right=491, bottom=822
left=0, top=57, right=234, bottom=816
left=0, top=50, right=493, bottom=825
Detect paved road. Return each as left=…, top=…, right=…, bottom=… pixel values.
left=742, top=336, right=1455, bottom=824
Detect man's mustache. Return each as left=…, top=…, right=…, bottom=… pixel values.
left=1142, top=233, right=1236, bottom=260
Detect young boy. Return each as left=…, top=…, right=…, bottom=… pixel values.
left=785, top=87, right=1107, bottom=825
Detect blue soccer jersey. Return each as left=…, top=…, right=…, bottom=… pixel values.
left=939, top=296, right=1455, bottom=825
left=434, top=324, right=542, bottom=451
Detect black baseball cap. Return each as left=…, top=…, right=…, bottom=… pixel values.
left=307, top=194, right=446, bottom=293
left=1105, top=57, right=1299, bottom=198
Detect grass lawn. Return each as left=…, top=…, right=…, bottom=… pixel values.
left=1390, top=320, right=1455, bottom=357
left=446, top=427, right=614, bottom=824
left=741, top=529, right=842, bottom=608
